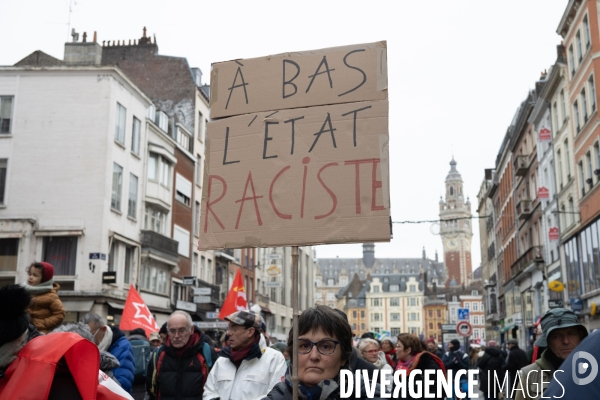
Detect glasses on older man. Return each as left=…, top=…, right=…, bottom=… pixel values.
left=297, top=339, right=340, bottom=355
left=168, top=327, right=190, bottom=336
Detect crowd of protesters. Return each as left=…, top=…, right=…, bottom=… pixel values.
left=1, top=274, right=599, bottom=400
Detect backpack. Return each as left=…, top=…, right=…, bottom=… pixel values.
left=150, top=342, right=213, bottom=396
left=129, top=338, right=153, bottom=382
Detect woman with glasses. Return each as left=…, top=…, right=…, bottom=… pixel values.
left=394, top=333, right=446, bottom=400
left=263, top=305, right=382, bottom=399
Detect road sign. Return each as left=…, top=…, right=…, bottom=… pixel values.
left=194, top=321, right=229, bottom=329
left=176, top=300, right=197, bottom=312
left=264, top=282, right=282, bottom=288
left=456, top=321, right=472, bottom=337
left=182, top=276, right=196, bottom=286
left=548, top=299, right=564, bottom=309
left=193, top=296, right=212, bottom=303
left=206, top=312, right=219, bottom=319
left=441, top=324, right=456, bottom=331
left=515, top=319, right=523, bottom=325
left=193, top=287, right=211, bottom=295
left=268, top=254, right=282, bottom=259
left=458, top=308, right=470, bottom=321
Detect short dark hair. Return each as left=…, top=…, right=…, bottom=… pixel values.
left=397, top=333, right=423, bottom=356
left=286, top=305, right=352, bottom=364
left=28, top=262, right=45, bottom=281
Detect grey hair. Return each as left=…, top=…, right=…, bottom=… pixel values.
left=359, top=338, right=380, bottom=353
left=80, top=312, right=106, bottom=328
left=167, top=310, right=193, bottom=328
left=51, top=322, right=94, bottom=342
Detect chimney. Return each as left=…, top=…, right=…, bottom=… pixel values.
left=362, top=243, right=375, bottom=268
left=64, top=29, right=102, bottom=65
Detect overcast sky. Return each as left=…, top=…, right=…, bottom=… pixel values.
left=1, top=0, right=569, bottom=268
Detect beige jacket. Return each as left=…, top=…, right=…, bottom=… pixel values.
left=514, top=350, right=556, bottom=400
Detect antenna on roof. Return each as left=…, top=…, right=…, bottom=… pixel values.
left=67, top=0, right=77, bottom=41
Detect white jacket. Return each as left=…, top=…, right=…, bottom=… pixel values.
left=203, top=334, right=287, bottom=400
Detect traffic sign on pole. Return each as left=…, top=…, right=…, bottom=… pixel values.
left=457, top=308, right=470, bottom=321
left=456, top=321, right=472, bottom=337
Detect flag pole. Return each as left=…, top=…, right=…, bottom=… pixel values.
left=292, top=245, right=299, bottom=400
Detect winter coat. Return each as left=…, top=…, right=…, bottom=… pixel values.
left=262, top=365, right=383, bottom=400
left=394, top=351, right=446, bottom=400
left=27, top=282, right=65, bottom=333
left=514, top=349, right=555, bottom=400
left=147, top=326, right=214, bottom=400
left=477, top=347, right=505, bottom=398
left=442, top=349, right=470, bottom=375
left=506, top=345, right=529, bottom=389
left=108, top=326, right=136, bottom=393
left=203, top=334, right=286, bottom=400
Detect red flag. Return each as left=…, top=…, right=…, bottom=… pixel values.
left=218, top=269, right=247, bottom=320
left=120, top=285, right=159, bottom=337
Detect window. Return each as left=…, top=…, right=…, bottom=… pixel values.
left=409, top=285, right=416, bottom=292
left=361, top=310, right=365, bottom=318
left=590, top=75, right=596, bottom=112
left=579, top=161, right=586, bottom=196
left=410, top=298, right=416, bottom=306
left=43, top=236, right=77, bottom=275
left=553, top=102, right=559, bottom=132
left=115, top=103, right=126, bottom=144
left=587, top=152, right=593, bottom=186
left=428, top=310, right=433, bottom=317
left=128, top=174, right=138, bottom=219
left=175, top=174, right=192, bottom=207
left=582, top=88, right=588, bottom=122
left=131, top=117, right=141, bottom=155
left=140, top=264, right=168, bottom=294
left=576, top=31, right=583, bottom=62
left=196, top=154, right=202, bottom=185
left=391, top=328, right=400, bottom=336
left=569, top=45, right=575, bottom=76
left=0, top=97, right=13, bottom=134
left=437, top=309, right=442, bottom=318
left=145, top=205, right=167, bottom=235
left=391, top=313, right=400, bottom=321
left=0, top=159, right=7, bottom=204
left=0, top=238, right=18, bottom=272
left=371, top=298, right=381, bottom=307
left=584, top=15, right=591, bottom=49
left=474, top=316, right=479, bottom=325
left=472, top=302, right=478, bottom=311
left=198, top=112, right=204, bottom=142
left=148, top=153, right=172, bottom=187
left=574, top=101, right=581, bottom=132
left=173, top=225, right=190, bottom=258
left=568, top=197, right=575, bottom=226
left=557, top=150, right=563, bottom=188
left=390, top=297, right=400, bottom=306
left=111, top=163, right=123, bottom=211
left=594, top=143, right=600, bottom=183
left=108, top=242, right=118, bottom=272
left=389, top=284, right=399, bottom=292
left=565, top=140, right=572, bottom=179
left=193, top=201, right=200, bottom=237
left=124, top=245, right=134, bottom=284
left=464, top=302, right=470, bottom=310
left=373, top=285, right=380, bottom=293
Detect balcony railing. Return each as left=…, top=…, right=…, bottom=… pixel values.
left=510, top=245, right=543, bottom=277
left=514, top=155, right=529, bottom=176
left=141, top=230, right=178, bottom=258
left=516, top=199, right=532, bottom=220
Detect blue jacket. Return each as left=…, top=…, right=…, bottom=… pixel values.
left=544, top=330, right=599, bottom=397
left=108, top=326, right=136, bottom=393
left=442, top=349, right=470, bottom=376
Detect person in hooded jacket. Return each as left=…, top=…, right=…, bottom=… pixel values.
left=476, top=340, right=505, bottom=400
left=82, top=312, right=136, bottom=393
left=22, top=261, right=65, bottom=333
left=263, top=305, right=383, bottom=400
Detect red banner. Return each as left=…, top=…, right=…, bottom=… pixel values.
left=120, top=285, right=159, bottom=337
left=549, top=227, right=559, bottom=241
left=218, top=269, right=248, bottom=320
left=537, top=186, right=549, bottom=199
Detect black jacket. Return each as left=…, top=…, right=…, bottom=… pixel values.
left=477, top=347, right=504, bottom=396
left=506, top=345, right=529, bottom=375
left=146, top=326, right=215, bottom=400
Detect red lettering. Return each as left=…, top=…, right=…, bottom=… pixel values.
left=371, top=159, right=385, bottom=211
left=234, top=172, right=264, bottom=229
left=204, top=175, right=227, bottom=232
left=315, top=162, right=339, bottom=220
left=269, top=166, right=292, bottom=220
left=301, top=157, right=310, bottom=218
left=345, top=158, right=383, bottom=214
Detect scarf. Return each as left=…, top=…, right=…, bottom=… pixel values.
left=22, top=279, right=55, bottom=296
left=97, top=326, right=113, bottom=352
left=396, top=354, right=416, bottom=372
left=373, top=351, right=389, bottom=369
left=544, top=348, right=565, bottom=371
left=229, top=335, right=260, bottom=368
left=283, top=364, right=340, bottom=400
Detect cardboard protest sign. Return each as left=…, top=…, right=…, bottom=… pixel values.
left=210, top=41, right=388, bottom=119
left=198, top=99, right=390, bottom=250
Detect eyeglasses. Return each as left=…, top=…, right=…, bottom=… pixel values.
left=168, top=327, right=190, bottom=336
left=227, top=325, right=246, bottom=333
left=297, top=339, right=339, bottom=355
left=364, top=349, right=379, bottom=354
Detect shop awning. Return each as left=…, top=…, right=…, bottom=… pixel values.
left=259, top=306, right=272, bottom=314
left=106, top=301, right=125, bottom=310
left=501, top=324, right=516, bottom=333
left=62, top=300, right=94, bottom=313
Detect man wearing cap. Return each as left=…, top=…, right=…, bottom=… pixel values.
left=513, top=308, right=588, bottom=400
left=442, top=339, right=471, bottom=399
left=477, top=340, right=505, bottom=400
left=203, top=310, right=286, bottom=400
left=505, top=338, right=528, bottom=397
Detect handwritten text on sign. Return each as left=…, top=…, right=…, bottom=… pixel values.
left=198, top=100, right=390, bottom=250
left=210, top=41, right=387, bottom=119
